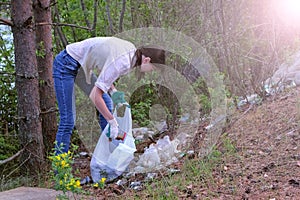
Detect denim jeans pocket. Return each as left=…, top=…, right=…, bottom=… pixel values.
left=63, top=53, right=80, bottom=71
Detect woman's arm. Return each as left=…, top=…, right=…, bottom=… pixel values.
left=89, top=86, right=114, bottom=121
left=108, top=84, right=117, bottom=96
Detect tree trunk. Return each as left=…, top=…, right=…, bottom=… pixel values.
left=11, top=0, right=45, bottom=174
left=33, top=0, right=57, bottom=153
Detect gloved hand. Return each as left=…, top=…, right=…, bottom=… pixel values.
left=111, top=91, right=126, bottom=106
left=107, top=118, right=118, bottom=139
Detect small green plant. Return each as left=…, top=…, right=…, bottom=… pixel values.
left=36, top=41, right=46, bottom=58
left=131, top=98, right=152, bottom=126
left=199, top=94, right=211, bottom=115
left=92, top=177, right=106, bottom=189
left=222, top=137, right=236, bottom=155
left=0, top=135, right=19, bottom=160
left=49, top=143, right=83, bottom=200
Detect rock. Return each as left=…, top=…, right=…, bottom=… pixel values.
left=0, top=187, right=86, bottom=200
left=0, top=187, right=61, bottom=200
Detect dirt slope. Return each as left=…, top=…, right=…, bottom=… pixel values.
left=220, top=87, right=300, bottom=199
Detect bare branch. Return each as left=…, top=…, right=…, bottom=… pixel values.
left=40, top=106, right=57, bottom=115
left=91, top=0, right=98, bottom=35
left=36, top=22, right=92, bottom=30
left=0, top=17, right=13, bottom=26
left=4, top=153, right=31, bottom=179
left=0, top=71, right=15, bottom=76
left=80, top=0, right=91, bottom=28
left=105, top=0, right=115, bottom=34
left=119, top=0, right=126, bottom=32
left=53, top=2, right=68, bottom=47
left=0, top=2, right=11, bottom=5
left=0, top=148, right=24, bottom=165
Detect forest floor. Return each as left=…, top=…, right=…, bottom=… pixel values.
left=71, top=87, right=300, bottom=199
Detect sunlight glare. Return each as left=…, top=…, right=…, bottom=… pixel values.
left=274, top=0, right=300, bottom=25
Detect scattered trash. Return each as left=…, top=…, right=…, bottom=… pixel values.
left=132, top=127, right=150, bottom=140
left=145, top=173, right=157, bottom=181
left=80, top=176, right=92, bottom=185
left=179, top=153, right=186, bottom=158
left=133, top=127, right=156, bottom=141
left=237, top=94, right=261, bottom=108
left=79, top=152, right=89, bottom=158
left=179, top=150, right=195, bottom=158
left=129, top=181, right=142, bottom=190
left=123, top=171, right=136, bottom=179
left=187, top=150, right=195, bottom=155
left=136, top=144, right=161, bottom=170
left=155, top=135, right=178, bottom=164
left=293, top=154, right=300, bottom=160
left=205, top=115, right=226, bottom=130
left=134, top=135, right=179, bottom=173
left=116, top=179, right=127, bottom=186
left=179, top=114, right=190, bottom=123
left=168, top=168, right=180, bottom=174
left=151, top=120, right=168, bottom=133
left=176, top=132, right=193, bottom=149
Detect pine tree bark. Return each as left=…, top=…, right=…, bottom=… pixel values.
left=11, top=0, right=45, bottom=174
left=33, top=0, right=57, bottom=153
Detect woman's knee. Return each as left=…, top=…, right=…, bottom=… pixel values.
left=59, top=118, right=75, bottom=131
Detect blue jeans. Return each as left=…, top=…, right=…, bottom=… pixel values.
left=53, top=50, right=79, bottom=154
left=53, top=50, right=113, bottom=154
left=98, top=93, right=113, bottom=131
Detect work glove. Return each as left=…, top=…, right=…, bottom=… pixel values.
left=107, top=118, right=118, bottom=140
left=111, top=91, right=126, bottom=106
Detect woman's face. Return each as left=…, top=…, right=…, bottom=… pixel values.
left=140, top=55, right=156, bottom=72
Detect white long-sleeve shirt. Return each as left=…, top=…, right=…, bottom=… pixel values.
left=66, top=37, right=136, bottom=93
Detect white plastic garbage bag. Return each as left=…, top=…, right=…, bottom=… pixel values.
left=134, top=135, right=179, bottom=172
left=90, top=105, right=136, bottom=182
left=136, top=143, right=161, bottom=168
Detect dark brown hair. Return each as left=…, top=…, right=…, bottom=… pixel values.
left=132, top=45, right=166, bottom=80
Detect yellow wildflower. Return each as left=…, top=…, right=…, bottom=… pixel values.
left=93, top=183, right=99, bottom=188
left=61, top=153, right=67, bottom=159
left=101, top=178, right=106, bottom=183
left=59, top=180, right=63, bottom=185
left=75, top=180, right=81, bottom=188
left=70, top=178, right=75, bottom=185
left=55, top=155, right=61, bottom=161
left=61, top=160, right=66, bottom=168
